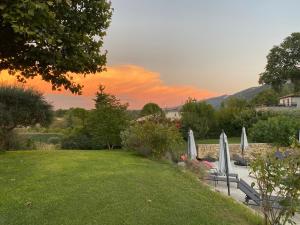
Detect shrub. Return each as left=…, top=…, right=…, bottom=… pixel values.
left=249, top=116, right=300, bottom=146
left=250, top=145, right=300, bottom=225
left=185, top=160, right=207, bottom=179
left=121, top=121, right=184, bottom=159
left=47, top=137, right=61, bottom=145
left=61, top=130, right=94, bottom=150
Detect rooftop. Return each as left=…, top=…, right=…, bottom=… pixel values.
left=279, top=93, right=300, bottom=99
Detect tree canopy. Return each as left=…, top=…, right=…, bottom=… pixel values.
left=140, top=102, right=164, bottom=117
left=0, top=85, right=53, bottom=149
left=259, top=33, right=300, bottom=92
left=0, top=0, right=113, bottom=94
left=217, top=98, right=257, bottom=136
left=251, top=89, right=279, bottom=106
left=180, top=98, right=216, bottom=139
left=86, top=85, right=129, bottom=149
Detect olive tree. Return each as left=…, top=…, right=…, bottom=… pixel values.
left=250, top=143, right=300, bottom=225
left=0, top=86, right=53, bottom=150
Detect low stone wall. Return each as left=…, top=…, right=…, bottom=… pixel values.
left=197, top=143, right=273, bottom=160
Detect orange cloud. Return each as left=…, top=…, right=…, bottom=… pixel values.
left=0, top=65, right=217, bottom=109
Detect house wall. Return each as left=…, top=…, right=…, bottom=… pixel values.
left=293, top=97, right=300, bottom=108
left=280, top=96, right=300, bottom=107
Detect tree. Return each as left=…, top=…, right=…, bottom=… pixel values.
left=0, top=0, right=113, bottom=94
left=0, top=85, right=53, bottom=150
left=94, top=85, right=128, bottom=110
left=86, top=85, right=129, bottom=149
left=217, top=97, right=256, bottom=136
left=140, top=103, right=164, bottom=117
left=259, top=33, right=300, bottom=92
left=180, top=98, right=216, bottom=139
left=65, top=107, right=89, bottom=129
left=250, top=145, right=300, bottom=225
left=251, top=89, right=279, bottom=107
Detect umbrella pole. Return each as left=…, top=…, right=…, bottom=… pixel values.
left=187, top=130, right=190, bottom=159
left=223, top=131, right=230, bottom=196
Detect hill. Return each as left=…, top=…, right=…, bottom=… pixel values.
left=170, top=85, right=270, bottom=110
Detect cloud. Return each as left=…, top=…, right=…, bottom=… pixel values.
left=0, top=65, right=217, bottom=109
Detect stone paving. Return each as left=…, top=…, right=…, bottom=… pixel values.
left=207, top=161, right=300, bottom=225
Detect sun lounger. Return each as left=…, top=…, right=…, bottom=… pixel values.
left=206, top=172, right=239, bottom=187
left=233, top=155, right=249, bottom=166
left=238, top=179, right=282, bottom=209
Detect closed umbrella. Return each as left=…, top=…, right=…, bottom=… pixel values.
left=218, top=131, right=233, bottom=196
left=187, top=129, right=197, bottom=160
left=240, top=127, right=249, bottom=157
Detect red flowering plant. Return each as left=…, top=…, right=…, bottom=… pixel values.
left=185, top=159, right=207, bottom=179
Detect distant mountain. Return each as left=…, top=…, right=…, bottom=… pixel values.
left=169, top=85, right=270, bottom=110
left=204, top=95, right=229, bottom=108
left=205, top=85, right=270, bottom=108
left=206, top=85, right=272, bottom=108
left=230, top=85, right=270, bottom=100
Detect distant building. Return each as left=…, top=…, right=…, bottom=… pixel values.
left=165, top=111, right=181, bottom=120
left=136, top=110, right=181, bottom=122
left=279, top=94, right=300, bottom=108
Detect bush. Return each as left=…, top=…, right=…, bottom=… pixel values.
left=47, top=137, right=61, bottom=145
left=61, top=130, right=94, bottom=150
left=121, top=121, right=184, bottom=159
left=185, top=160, right=207, bottom=179
left=0, top=85, right=53, bottom=150
left=249, top=116, right=300, bottom=146
left=0, top=132, right=36, bottom=150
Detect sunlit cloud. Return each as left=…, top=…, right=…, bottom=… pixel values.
left=0, top=65, right=217, bottom=109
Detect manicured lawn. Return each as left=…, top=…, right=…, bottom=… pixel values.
left=197, top=137, right=242, bottom=144
left=0, top=150, right=261, bottom=225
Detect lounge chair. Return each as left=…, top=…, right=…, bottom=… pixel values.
left=233, top=155, right=249, bottom=166
left=238, top=179, right=282, bottom=209
left=206, top=170, right=239, bottom=187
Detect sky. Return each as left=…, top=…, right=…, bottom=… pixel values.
left=2, top=0, right=300, bottom=109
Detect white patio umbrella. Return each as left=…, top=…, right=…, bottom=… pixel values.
left=240, top=127, right=249, bottom=157
left=218, top=131, right=233, bottom=196
left=218, top=131, right=233, bottom=175
left=187, top=129, right=197, bottom=160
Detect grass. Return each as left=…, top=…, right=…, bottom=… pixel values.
left=197, top=137, right=242, bottom=144
left=0, top=150, right=261, bottom=225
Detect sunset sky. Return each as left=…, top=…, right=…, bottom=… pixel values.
left=2, top=0, right=300, bottom=109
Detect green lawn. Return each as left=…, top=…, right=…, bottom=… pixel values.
left=0, top=150, right=261, bottom=225
left=197, top=137, right=242, bottom=144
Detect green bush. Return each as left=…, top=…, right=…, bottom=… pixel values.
left=249, top=116, right=300, bottom=146
left=0, top=85, right=53, bottom=150
left=2, top=132, right=36, bottom=150
left=61, top=130, right=94, bottom=150
left=47, top=137, right=61, bottom=145
left=121, top=121, right=184, bottom=159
